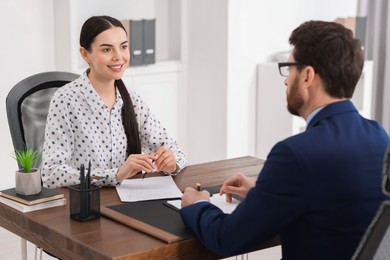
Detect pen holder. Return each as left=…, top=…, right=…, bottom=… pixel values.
left=69, top=184, right=100, bottom=222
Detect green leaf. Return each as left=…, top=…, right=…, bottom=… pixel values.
left=13, top=148, right=39, bottom=173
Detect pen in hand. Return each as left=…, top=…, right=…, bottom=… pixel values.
left=142, top=142, right=165, bottom=180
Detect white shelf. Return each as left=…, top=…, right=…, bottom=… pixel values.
left=123, top=60, right=182, bottom=76
left=53, top=0, right=183, bottom=72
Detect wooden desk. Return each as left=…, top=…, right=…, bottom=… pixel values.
left=0, top=156, right=279, bottom=259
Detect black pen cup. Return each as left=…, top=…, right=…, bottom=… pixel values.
left=69, top=184, right=100, bottom=222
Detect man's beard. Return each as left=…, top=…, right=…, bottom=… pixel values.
left=287, top=76, right=304, bottom=116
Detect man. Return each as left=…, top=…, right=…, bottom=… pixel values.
left=180, top=21, right=390, bottom=259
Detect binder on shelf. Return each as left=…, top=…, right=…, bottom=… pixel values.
left=130, top=20, right=144, bottom=66
left=121, top=19, right=131, bottom=47
left=143, top=19, right=155, bottom=65
left=126, top=19, right=156, bottom=66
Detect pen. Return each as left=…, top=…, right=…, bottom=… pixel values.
left=85, top=160, right=91, bottom=218
left=80, top=164, right=85, bottom=190
left=86, top=160, right=91, bottom=189
left=196, top=183, right=202, bottom=191
left=79, top=163, right=87, bottom=219
left=142, top=142, right=165, bottom=180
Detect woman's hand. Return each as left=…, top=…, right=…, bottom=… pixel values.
left=116, top=153, right=157, bottom=182
left=219, top=172, right=255, bottom=203
left=154, top=146, right=177, bottom=174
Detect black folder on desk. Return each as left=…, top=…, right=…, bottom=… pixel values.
left=102, top=199, right=193, bottom=243
left=101, top=186, right=223, bottom=243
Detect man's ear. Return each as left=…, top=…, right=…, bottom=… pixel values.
left=303, top=65, right=316, bottom=84
left=80, top=47, right=89, bottom=63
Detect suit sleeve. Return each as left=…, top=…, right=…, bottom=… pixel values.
left=180, top=141, right=308, bottom=257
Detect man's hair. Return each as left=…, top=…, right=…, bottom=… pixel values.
left=289, top=21, right=364, bottom=98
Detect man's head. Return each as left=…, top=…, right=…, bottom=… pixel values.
left=289, top=20, right=364, bottom=99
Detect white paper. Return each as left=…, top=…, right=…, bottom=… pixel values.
left=167, top=193, right=240, bottom=214
left=116, top=176, right=183, bottom=202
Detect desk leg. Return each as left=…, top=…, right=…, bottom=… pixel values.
left=21, top=238, right=27, bottom=260
left=34, top=245, right=43, bottom=260
left=235, top=254, right=248, bottom=260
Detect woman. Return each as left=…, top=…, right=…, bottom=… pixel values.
left=41, top=15, right=187, bottom=188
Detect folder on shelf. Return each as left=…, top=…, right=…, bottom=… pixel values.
left=143, top=19, right=155, bottom=65
left=130, top=20, right=144, bottom=66
left=121, top=19, right=131, bottom=50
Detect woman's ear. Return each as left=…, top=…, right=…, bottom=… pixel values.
left=80, top=47, right=90, bottom=64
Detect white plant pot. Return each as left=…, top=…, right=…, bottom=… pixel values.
left=15, top=168, right=42, bottom=195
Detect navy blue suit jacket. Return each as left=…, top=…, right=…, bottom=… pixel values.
left=180, top=100, right=390, bottom=259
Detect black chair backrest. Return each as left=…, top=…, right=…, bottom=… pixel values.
left=383, top=145, right=390, bottom=195
left=352, top=201, right=390, bottom=260
left=6, top=71, right=79, bottom=169
left=352, top=145, right=390, bottom=260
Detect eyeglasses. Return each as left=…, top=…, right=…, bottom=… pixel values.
left=278, top=62, right=303, bottom=77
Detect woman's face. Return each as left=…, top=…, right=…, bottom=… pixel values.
left=81, top=26, right=129, bottom=83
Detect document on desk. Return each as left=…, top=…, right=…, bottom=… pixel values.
left=167, top=194, right=240, bottom=214
left=116, top=176, right=183, bottom=202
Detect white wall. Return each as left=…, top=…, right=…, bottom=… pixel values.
left=226, top=0, right=358, bottom=159
left=186, top=1, right=229, bottom=163
left=185, top=0, right=358, bottom=164
left=0, top=0, right=55, bottom=190
left=0, top=0, right=359, bottom=189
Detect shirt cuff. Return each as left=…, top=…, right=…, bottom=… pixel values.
left=163, top=163, right=180, bottom=176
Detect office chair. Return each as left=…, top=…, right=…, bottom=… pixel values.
left=383, top=144, right=390, bottom=196
left=6, top=71, right=79, bottom=260
left=352, top=144, right=390, bottom=260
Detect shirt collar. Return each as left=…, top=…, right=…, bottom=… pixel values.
left=306, top=106, right=325, bottom=127
left=80, top=71, right=124, bottom=114
left=306, top=100, right=358, bottom=129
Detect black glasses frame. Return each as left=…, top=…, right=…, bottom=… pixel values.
left=278, top=62, right=304, bottom=77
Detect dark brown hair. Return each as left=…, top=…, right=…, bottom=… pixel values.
left=289, top=20, right=364, bottom=98
left=80, top=15, right=141, bottom=155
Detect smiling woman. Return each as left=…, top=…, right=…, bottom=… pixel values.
left=80, top=26, right=130, bottom=111
left=41, top=15, right=187, bottom=189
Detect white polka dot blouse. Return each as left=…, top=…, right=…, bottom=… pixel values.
left=41, top=72, right=187, bottom=188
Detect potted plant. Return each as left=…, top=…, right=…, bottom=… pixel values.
left=13, top=148, right=41, bottom=195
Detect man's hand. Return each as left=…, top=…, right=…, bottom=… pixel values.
left=219, top=172, right=255, bottom=203
left=181, top=187, right=210, bottom=208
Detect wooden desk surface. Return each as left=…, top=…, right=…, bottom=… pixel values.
left=0, top=156, right=279, bottom=259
